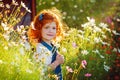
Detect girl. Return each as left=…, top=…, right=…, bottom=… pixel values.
left=28, top=8, right=64, bottom=80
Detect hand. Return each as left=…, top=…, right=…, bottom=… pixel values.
left=56, top=54, right=64, bottom=64
left=49, top=54, right=64, bottom=70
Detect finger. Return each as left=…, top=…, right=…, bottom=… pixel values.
left=57, top=54, right=61, bottom=57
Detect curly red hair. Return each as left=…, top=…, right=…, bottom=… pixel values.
left=27, top=8, right=63, bottom=43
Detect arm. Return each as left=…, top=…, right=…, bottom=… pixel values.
left=49, top=54, right=64, bottom=70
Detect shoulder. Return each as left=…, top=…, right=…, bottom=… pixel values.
left=36, top=43, right=44, bottom=49
left=36, top=43, right=51, bottom=54
left=36, top=43, right=45, bottom=53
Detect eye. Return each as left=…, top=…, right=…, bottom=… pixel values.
left=52, top=27, right=56, bottom=30
left=44, top=26, right=49, bottom=29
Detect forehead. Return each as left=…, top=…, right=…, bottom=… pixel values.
left=44, top=22, right=56, bottom=27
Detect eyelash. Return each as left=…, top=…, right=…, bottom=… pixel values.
left=53, top=27, right=56, bottom=29
left=45, top=26, right=49, bottom=29
left=44, top=26, right=56, bottom=29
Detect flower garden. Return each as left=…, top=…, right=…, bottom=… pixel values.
left=0, top=0, right=120, bottom=80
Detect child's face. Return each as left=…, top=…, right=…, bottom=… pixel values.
left=41, top=21, right=57, bottom=42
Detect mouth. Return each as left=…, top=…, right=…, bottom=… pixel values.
left=47, top=34, right=54, bottom=36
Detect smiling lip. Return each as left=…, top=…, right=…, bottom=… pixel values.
left=47, top=34, right=54, bottom=36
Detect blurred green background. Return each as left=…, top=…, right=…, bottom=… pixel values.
left=36, top=0, right=120, bottom=28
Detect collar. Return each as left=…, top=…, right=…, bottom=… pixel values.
left=40, top=40, right=57, bottom=54
left=40, top=40, right=52, bottom=51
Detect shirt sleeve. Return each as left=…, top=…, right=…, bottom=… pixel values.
left=36, top=43, right=42, bottom=54
left=33, top=43, right=43, bottom=62
left=33, top=43, right=52, bottom=65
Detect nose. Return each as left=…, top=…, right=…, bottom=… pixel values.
left=49, top=28, right=53, bottom=32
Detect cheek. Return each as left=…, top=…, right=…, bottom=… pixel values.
left=54, top=30, right=57, bottom=35
left=41, top=29, right=45, bottom=36
left=42, top=28, right=47, bottom=33
left=55, top=29, right=57, bottom=33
